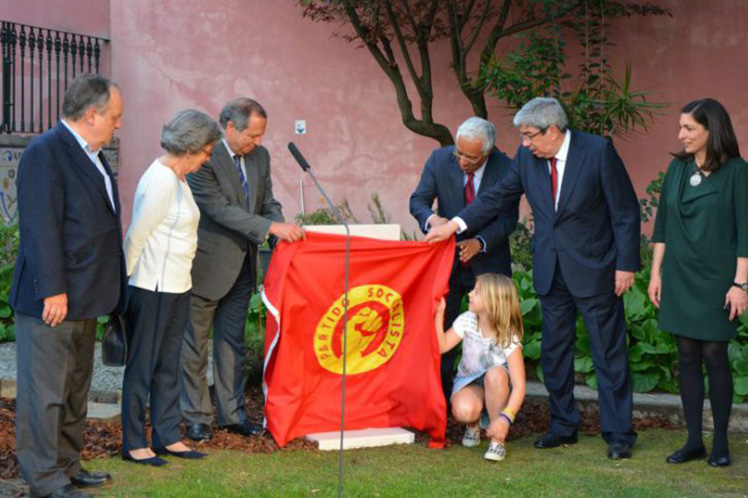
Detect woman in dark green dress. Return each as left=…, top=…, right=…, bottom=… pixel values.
left=649, top=98, right=748, bottom=467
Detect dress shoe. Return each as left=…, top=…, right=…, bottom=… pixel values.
left=69, top=469, right=111, bottom=488
left=608, top=442, right=633, bottom=459
left=533, top=432, right=578, bottom=449
left=154, top=446, right=207, bottom=459
left=666, top=445, right=706, bottom=464
left=41, top=484, right=93, bottom=498
left=708, top=453, right=731, bottom=467
left=221, top=420, right=265, bottom=437
left=122, top=452, right=168, bottom=467
left=185, top=422, right=213, bottom=441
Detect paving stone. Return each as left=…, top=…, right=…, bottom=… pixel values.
left=87, top=402, right=121, bottom=423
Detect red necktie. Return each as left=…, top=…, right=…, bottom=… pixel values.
left=465, top=172, right=475, bottom=205
left=461, top=173, right=476, bottom=269
left=550, top=157, right=558, bottom=207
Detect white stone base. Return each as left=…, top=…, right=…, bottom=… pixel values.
left=306, top=427, right=415, bottom=451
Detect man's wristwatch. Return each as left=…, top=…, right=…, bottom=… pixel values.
left=733, top=282, right=748, bottom=291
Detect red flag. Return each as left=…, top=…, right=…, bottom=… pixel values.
left=262, top=232, right=454, bottom=447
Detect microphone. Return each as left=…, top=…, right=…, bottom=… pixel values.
left=287, top=141, right=350, bottom=497
left=288, top=142, right=311, bottom=171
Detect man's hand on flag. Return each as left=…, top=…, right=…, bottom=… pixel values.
left=269, top=222, right=306, bottom=242
left=424, top=220, right=458, bottom=243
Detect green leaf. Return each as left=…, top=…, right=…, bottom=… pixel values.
left=523, top=340, right=541, bottom=361
left=623, top=289, right=647, bottom=320
left=574, top=355, right=594, bottom=374
left=536, top=364, right=545, bottom=384
left=632, top=369, right=661, bottom=393
left=630, top=359, right=653, bottom=372
left=734, top=376, right=748, bottom=396
left=732, top=357, right=748, bottom=376
left=520, top=298, right=538, bottom=315
left=628, top=343, right=644, bottom=363
left=585, top=372, right=598, bottom=390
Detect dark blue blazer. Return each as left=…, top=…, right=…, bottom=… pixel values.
left=410, top=146, right=517, bottom=276
left=460, top=131, right=640, bottom=297
left=10, top=122, right=127, bottom=320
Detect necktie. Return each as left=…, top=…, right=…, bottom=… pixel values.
left=461, top=172, right=476, bottom=269
left=550, top=157, right=558, bottom=208
left=233, top=154, right=249, bottom=200
left=464, top=172, right=475, bottom=206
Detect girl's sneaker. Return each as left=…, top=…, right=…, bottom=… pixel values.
left=462, top=424, right=481, bottom=447
left=484, top=441, right=506, bottom=461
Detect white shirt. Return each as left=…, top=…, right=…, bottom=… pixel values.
left=452, top=311, right=521, bottom=379
left=549, top=130, right=572, bottom=211
left=125, top=159, right=200, bottom=293
left=61, top=119, right=116, bottom=211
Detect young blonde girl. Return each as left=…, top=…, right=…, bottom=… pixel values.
left=435, top=273, right=526, bottom=461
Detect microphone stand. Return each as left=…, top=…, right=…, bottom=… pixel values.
left=288, top=143, right=350, bottom=498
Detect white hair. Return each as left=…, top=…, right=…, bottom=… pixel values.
left=456, top=117, right=496, bottom=154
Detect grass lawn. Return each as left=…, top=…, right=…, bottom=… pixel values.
left=84, top=429, right=747, bottom=497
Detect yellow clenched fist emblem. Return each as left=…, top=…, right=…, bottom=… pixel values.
left=314, top=285, right=405, bottom=375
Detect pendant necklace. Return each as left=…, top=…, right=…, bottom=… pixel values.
left=690, top=164, right=703, bottom=187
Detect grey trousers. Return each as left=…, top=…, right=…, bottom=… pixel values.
left=15, top=313, right=96, bottom=496
left=180, top=258, right=253, bottom=427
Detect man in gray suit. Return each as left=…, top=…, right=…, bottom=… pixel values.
left=181, top=98, right=303, bottom=441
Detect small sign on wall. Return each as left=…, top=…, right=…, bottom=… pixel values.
left=295, top=120, right=307, bottom=135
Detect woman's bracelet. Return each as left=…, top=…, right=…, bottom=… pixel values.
left=501, top=408, right=517, bottom=423
left=499, top=413, right=513, bottom=426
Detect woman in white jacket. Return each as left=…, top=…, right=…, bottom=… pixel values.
left=121, top=109, right=221, bottom=466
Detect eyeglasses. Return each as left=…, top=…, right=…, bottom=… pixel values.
left=519, top=128, right=547, bottom=142
left=452, top=150, right=484, bottom=166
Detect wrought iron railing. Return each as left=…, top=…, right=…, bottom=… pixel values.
left=0, top=21, right=109, bottom=134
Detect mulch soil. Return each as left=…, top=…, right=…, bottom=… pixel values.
left=0, top=389, right=679, bottom=481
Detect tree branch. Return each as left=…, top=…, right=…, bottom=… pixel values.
left=386, top=0, right=424, bottom=98
left=463, top=0, right=494, bottom=57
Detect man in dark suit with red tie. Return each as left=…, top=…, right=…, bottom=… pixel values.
left=11, top=75, right=126, bottom=498
left=425, top=98, right=640, bottom=460
left=410, top=117, right=517, bottom=403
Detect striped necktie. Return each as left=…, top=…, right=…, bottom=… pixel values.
left=233, top=154, right=249, bottom=200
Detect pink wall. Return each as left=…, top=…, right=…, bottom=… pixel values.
left=608, top=0, right=748, bottom=232
left=0, top=0, right=109, bottom=37
left=8, top=0, right=748, bottom=235
left=109, top=0, right=479, bottom=234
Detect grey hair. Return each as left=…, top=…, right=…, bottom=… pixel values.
left=219, top=98, right=267, bottom=131
left=513, top=97, right=569, bottom=132
left=62, top=74, right=120, bottom=121
left=160, top=109, right=222, bottom=156
left=456, top=117, right=496, bottom=155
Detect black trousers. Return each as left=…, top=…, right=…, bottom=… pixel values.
left=15, top=313, right=96, bottom=496
left=121, top=286, right=191, bottom=452
left=539, top=268, right=637, bottom=445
